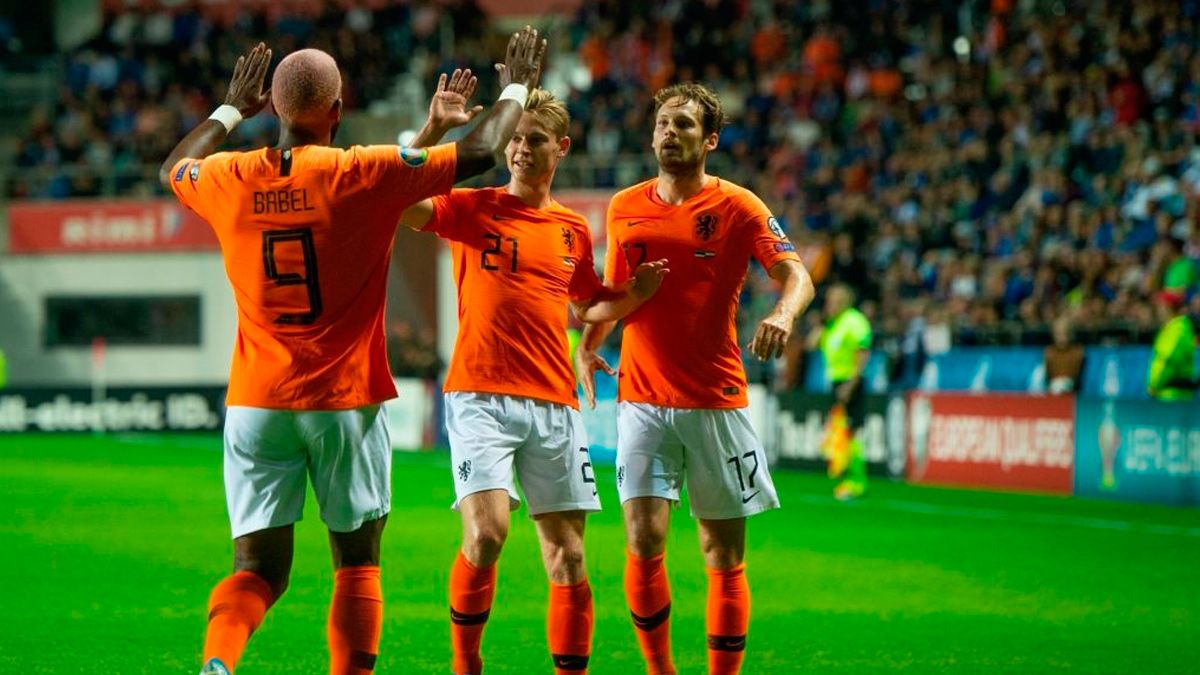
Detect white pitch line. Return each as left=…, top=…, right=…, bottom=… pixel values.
left=787, top=493, right=1200, bottom=538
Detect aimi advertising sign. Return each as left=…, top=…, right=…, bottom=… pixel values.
left=907, top=393, right=1075, bottom=494
left=8, top=199, right=218, bottom=253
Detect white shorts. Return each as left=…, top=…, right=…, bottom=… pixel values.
left=223, top=405, right=391, bottom=539
left=616, top=402, right=781, bottom=519
left=445, top=392, right=601, bottom=515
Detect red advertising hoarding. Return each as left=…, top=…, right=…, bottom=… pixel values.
left=907, top=393, right=1075, bottom=494
left=8, top=200, right=218, bottom=254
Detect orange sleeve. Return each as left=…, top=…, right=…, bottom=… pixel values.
left=603, top=198, right=630, bottom=285
left=350, top=143, right=457, bottom=215
left=422, top=188, right=478, bottom=241
left=168, top=154, right=232, bottom=223
left=739, top=190, right=802, bottom=271
left=569, top=221, right=605, bottom=302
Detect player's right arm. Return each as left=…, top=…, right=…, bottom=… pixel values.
left=451, top=26, right=546, bottom=183
left=158, top=42, right=271, bottom=188
left=399, top=69, right=484, bottom=231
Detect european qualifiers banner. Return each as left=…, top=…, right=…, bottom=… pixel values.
left=773, top=391, right=908, bottom=478
left=0, top=387, right=225, bottom=433
left=1075, top=398, right=1200, bottom=506
left=907, top=393, right=1075, bottom=494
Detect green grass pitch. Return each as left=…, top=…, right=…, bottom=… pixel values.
left=1, top=433, right=1197, bottom=674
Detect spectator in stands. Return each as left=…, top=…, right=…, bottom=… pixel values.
left=1044, top=318, right=1084, bottom=394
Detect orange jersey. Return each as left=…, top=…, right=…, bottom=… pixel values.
left=169, top=143, right=457, bottom=410
left=604, top=177, right=801, bottom=409
left=425, top=187, right=603, bottom=409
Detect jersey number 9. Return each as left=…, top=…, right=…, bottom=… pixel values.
left=263, top=228, right=323, bottom=325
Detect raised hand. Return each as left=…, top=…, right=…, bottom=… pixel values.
left=428, top=68, right=483, bottom=131
left=495, top=26, right=547, bottom=89
left=225, top=42, right=272, bottom=118
left=630, top=259, right=670, bottom=299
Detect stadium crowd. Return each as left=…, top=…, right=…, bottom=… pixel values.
left=10, top=0, right=1200, bottom=355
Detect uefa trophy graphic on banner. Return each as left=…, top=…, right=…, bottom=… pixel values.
left=1098, top=400, right=1121, bottom=490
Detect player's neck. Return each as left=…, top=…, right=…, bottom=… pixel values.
left=655, top=169, right=710, bottom=205
left=506, top=177, right=555, bottom=210
left=277, top=127, right=331, bottom=149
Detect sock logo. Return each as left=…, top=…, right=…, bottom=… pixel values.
left=708, top=634, right=747, bottom=652
left=457, top=459, right=472, bottom=482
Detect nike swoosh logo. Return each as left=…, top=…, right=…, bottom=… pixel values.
left=626, top=220, right=647, bottom=227
left=741, top=491, right=760, bottom=504
left=492, top=213, right=507, bottom=220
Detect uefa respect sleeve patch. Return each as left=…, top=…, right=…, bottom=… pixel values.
left=399, top=147, right=428, bottom=167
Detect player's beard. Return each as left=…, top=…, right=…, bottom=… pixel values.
left=657, top=146, right=702, bottom=175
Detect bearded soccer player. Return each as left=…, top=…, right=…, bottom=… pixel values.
left=576, top=83, right=815, bottom=675
left=158, top=31, right=546, bottom=675
left=398, top=79, right=668, bottom=674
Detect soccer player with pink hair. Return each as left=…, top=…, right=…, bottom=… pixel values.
left=159, top=31, right=546, bottom=675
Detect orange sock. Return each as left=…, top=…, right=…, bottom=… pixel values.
left=625, top=551, right=675, bottom=675
left=449, top=552, right=496, bottom=674
left=328, top=565, right=383, bottom=675
left=547, top=579, right=593, bottom=674
left=202, top=571, right=275, bottom=671
left=706, top=564, right=750, bottom=675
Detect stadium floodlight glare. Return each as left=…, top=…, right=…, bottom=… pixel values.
left=953, top=36, right=971, bottom=61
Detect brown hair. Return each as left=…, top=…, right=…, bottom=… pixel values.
left=524, top=88, right=570, bottom=139
left=653, top=82, right=725, bottom=136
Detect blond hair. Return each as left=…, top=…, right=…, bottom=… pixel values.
left=524, top=88, right=570, bottom=139
left=653, top=82, right=725, bottom=136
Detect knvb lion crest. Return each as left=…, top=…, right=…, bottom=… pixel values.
left=561, top=227, right=575, bottom=252
left=695, top=213, right=718, bottom=241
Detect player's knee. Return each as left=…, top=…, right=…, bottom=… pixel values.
left=544, top=543, right=586, bottom=585
left=700, top=542, right=745, bottom=570
left=236, top=563, right=290, bottom=599
left=464, top=527, right=507, bottom=566
left=627, top=528, right=667, bottom=558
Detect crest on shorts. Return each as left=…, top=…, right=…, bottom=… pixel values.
left=767, top=216, right=786, bottom=239
left=695, top=213, right=718, bottom=241
left=617, top=465, right=625, bottom=488
left=457, top=459, right=472, bottom=482
left=399, top=147, right=428, bottom=168
left=561, top=227, right=575, bottom=252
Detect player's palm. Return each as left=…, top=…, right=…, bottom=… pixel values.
left=429, top=69, right=482, bottom=130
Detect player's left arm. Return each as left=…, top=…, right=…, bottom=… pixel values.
left=571, top=259, right=670, bottom=322
left=158, top=42, right=271, bottom=188
left=748, top=259, right=816, bottom=360
left=408, top=69, right=483, bottom=149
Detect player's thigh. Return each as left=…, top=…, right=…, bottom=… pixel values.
left=223, top=406, right=308, bottom=538
left=844, top=381, right=869, bottom=433
left=517, top=402, right=601, bottom=515
left=299, top=405, right=391, bottom=534
left=674, top=407, right=781, bottom=520
left=445, top=392, right=524, bottom=510
left=616, top=402, right=685, bottom=504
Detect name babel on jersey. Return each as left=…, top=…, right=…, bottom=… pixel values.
left=604, top=177, right=801, bottom=409
left=169, top=143, right=457, bottom=410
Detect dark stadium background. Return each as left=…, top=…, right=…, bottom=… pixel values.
left=0, top=1, right=1197, bottom=673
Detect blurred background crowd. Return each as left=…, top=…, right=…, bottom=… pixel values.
left=7, top=0, right=1200, bottom=380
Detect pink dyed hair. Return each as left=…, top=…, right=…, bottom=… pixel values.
left=271, top=48, right=341, bottom=124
